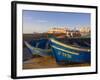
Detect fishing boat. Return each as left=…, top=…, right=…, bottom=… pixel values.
left=24, top=39, right=53, bottom=57
left=49, top=37, right=91, bottom=64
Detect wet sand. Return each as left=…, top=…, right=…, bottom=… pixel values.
left=23, top=56, right=90, bottom=69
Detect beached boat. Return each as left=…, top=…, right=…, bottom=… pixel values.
left=24, top=39, right=53, bottom=57
left=49, top=37, right=91, bottom=64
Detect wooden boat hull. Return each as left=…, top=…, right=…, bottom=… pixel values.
left=24, top=39, right=52, bottom=57
left=50, top=38, right=91, bottom=64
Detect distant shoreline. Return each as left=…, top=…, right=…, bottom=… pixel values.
left=23, top=33, right=90, bottom=40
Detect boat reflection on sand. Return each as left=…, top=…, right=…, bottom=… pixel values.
left=50, top=37, right=91, bottom=64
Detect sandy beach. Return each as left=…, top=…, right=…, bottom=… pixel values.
left=23, top=56, right=90, bottom=69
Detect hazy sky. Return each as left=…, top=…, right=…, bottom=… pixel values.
left=23, top=10, right=90, bottom=34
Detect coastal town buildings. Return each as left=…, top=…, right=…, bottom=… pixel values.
left=47, top=27, right=82, bottom=37
left=79, top=27, right=90, bottom=36
left=47, top=28, right=68, bottom=34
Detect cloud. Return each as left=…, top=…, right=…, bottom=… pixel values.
left=37, top=20, right=48, bottom=23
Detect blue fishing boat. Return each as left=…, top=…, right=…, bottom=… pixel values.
left=49, top=37, right=91, bottom=64
left=24, top=39, right=53, bottom=57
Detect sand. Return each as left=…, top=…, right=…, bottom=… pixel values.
left=23, top=56, right=90, bottom=69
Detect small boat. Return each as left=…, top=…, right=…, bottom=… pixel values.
left=49, top=37, right=91, bottom=64
left=24, top=39, right=53, bottom=57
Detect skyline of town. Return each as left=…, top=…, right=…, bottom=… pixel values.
left=23, top=10, right=90, bottom=34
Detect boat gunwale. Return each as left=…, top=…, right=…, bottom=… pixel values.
left=50, top=38, right=90, bottom=52
left=51, top=45, right=79, bottom=55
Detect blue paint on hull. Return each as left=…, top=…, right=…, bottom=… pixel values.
left=24, top=39, right=52, bottom=57
left=50, top=38, right=91, bottom=63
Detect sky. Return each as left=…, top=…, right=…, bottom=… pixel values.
left=23, top=10, right=90, bottom=34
